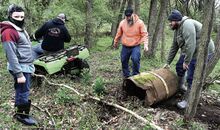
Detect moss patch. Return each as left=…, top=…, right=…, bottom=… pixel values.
left=132, top=73, right=157, bottom=86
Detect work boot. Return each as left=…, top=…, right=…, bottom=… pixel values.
left=180, top=84, right=187, bottom=92
left=14, top=100, right=37, bottom=126
left=177, top=87, right=190, bottom=109
left=178, top=76, right=187, bottom=92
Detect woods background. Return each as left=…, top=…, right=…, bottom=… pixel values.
left=0, top=0, right=220, bottom=129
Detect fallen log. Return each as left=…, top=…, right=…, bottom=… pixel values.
left=123, top=68, right=178, bottom=106
left=33, top=74, right=164, bottom=130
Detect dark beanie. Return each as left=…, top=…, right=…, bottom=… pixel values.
left=8, top=4, right=24, bottom=16
left=125, top=8, right=133, bottom=16
left=168, top=9, right=182, bottom=21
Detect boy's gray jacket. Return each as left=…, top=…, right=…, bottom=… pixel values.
left=0, top=21, right=34, bottom=78
left=167, top=16, right=215, bottom=65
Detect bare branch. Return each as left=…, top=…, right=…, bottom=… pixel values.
left=31, top=103, right=56, bottom=127
left=33, top=74, right=163, bottom=130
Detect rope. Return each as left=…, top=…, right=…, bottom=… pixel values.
left=148, top=72, right=169, bottom=99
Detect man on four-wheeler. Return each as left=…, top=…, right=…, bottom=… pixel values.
left=31, top=13, right=71, bottom=59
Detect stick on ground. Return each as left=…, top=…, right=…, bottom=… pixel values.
left=33, top=74, right=163, bottom=130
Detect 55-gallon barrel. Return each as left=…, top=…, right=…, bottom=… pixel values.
left=123, top=68, right=178, bottom=106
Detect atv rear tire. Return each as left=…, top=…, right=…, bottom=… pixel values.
left=63, top=59, right=89, bottom=76
left=80, top=60, right=89, bottom=69
left=32, top=66, right=47, bottom=87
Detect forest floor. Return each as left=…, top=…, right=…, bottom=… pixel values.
left=0, top=47, right=220, bottom=129
left=97, top=80, right=220, bottom=130
left=153, top=91, right=220, bottom=130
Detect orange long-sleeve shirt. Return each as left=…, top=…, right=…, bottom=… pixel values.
left=114, top=14, right=148, bottom=47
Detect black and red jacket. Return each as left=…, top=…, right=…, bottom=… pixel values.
left=34, top=18, right=71, bottom=52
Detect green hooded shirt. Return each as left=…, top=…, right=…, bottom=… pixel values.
left=167, top=16, right=215, bottom=65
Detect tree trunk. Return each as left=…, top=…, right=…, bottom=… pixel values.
left=182, top=0, right=191, bottom=16
left=41, top=0, right=51, bottom=8
left=213, top=9, right=219, bottom=33
left=21, top=0, right=51, bottom=33
left=84, top=0, right=93, bottom=48
left=144, top=0, right=157, bottom=57
left=111, top=0, right=127, bottom=45
left=205, top=26, right=220, bottom=76
left=22, top=0, right=32, bottom=34
left=175, top=0, right=179, bottom=10
left=110, top=0, right=121, bottom=37
left=167, top=0, right=171, bottom=12
left=184, top=0, right=215, bottom=121
left=127, top=0, right=133, bottom=8
left=146, top=0, right=167, bottom=58
left=198, top=0, right=204, bottom=11
left=134, top=0, right=140, bottom=16
left=0, top=0, right=8, bottom=5
left=160, top=21, right=166, bottom=61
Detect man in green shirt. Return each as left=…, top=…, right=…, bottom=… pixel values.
left=164, top=10, right=215, bottom=109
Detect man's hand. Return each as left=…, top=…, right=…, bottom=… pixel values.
left=17, top=76, right=26, bottom=83
left=113, top=42, right=118, bottom=49
left=144, top=44, right=148, bottom=52
left=183, top=62, right=189, bottom=70
left=163, top=64, right=170, bottom=69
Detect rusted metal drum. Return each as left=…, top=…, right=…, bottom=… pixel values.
left=123, top=68, right=178, bottom=106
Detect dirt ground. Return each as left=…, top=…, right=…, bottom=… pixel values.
left=153, top=91, right=220, bottom=130
left=29, top=78, right=220, bottom=130
left=22, top=72, right=220, bottom=129
left=92, top=79, right=220, bottom=130
left=113, top=88, right=220, bottom=130
left=87, top=52, right=220, bottom=130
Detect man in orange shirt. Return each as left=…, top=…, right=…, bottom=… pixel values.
left=113, top=8, right=148, bottom=78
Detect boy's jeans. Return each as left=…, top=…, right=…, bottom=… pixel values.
left=9, top=71, right=31, bottom=106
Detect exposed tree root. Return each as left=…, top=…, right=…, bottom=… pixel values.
left=33, top=74, right=164, bottom=130
left=97, top=115, right=120, bottom=129
left=204, top=74, right=220, bottom=87
left=31, top=103, right=56, bottom=127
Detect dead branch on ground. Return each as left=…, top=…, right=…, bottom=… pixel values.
left=31, top=103, right=56, bottom=127
left=33, top=74, right=163, bottom=130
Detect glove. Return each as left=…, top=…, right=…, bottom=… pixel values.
left=163, top=64, right=170, bottom=69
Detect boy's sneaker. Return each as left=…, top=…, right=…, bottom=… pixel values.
left=177, top=100, right=188, bottom=109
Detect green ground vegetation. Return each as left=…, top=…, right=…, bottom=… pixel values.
left=0, top=22, right=219, bottom=130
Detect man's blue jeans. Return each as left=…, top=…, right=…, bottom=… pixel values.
left=32, top=43, right=44, bottom=59
left=176, top=54, right=213, bottom=89
left=121, top=45, right=140, bottom=78
left=9, top=71, right=31, bottom=106
left=176, top=55, right=196, bottom=89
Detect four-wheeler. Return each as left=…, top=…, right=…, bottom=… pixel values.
left=33, top=45, right=90, bottom=76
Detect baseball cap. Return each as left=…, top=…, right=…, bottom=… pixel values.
left=124, top=8, right=133, bottom=17
left=57, top=13, right=68, bottom=21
